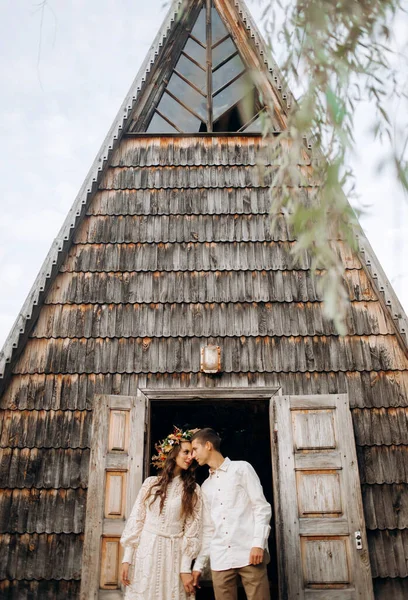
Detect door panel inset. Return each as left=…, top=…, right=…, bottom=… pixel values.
left=100, top=537, right=121, bottom=589
left=297, top=471, right=342, bottom=517
left=301, top=537, right=350, bottom=585
left=105, top=471, right=127, bottom=518
left=108, top=409, right=129, bottom=452
left=292, top=409, right=336, bottom=450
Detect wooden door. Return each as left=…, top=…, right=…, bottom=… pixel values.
left=271, top=394, right=373, bottom=600
left=80, top=391, right=147, bottom=600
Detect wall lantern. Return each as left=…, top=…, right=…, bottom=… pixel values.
left=200, top=345, right=221, bottom=374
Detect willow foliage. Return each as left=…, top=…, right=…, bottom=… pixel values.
left=254, top=0, right=408, bottom=333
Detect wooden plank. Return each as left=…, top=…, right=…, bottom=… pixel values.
left=80, top=395, right=109, bottom=600
left=130, top=1, right=203, bottom=132
left=272, top=395, right=304, bottom=599
left=206, top=0, right=213, bottom=131
left=299, top=519, right=350, bottom=536
left=144, top=398, right=152, bottom=476
left=270, top=400, right=286, bottom=600
left=99, top=591, right=123, bottom=600
left=305, top=591, right=355, bottom=600
left=141, top=386, right=280, bottom=400
left=106, top=455, right=129, bottom=470
left=127, top=390, right=148, bottom=519
left=103, top=519, right=127, bottom=536
left=214, top=0, right=288, bottom=130
left=337, top=394, right=374, bottom=597
left=107, top=396, right=134, bottom=410
left=294, top=452, right=342, bottom=470
left=289, top=395, right=339, bottom=409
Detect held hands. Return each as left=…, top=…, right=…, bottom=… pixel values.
left=123, top=565, right=196, bottom=594
left=121, top=562, right=131, bottom=586
left=249, top=547, right=264, bottom=565
left=180, top=573, right=195, bottom=595
left=192, top=570, right=201, bottom=589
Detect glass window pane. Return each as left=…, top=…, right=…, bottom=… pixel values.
left=147, top=112, right=178, bottom=134
left=184, top=38, right=206, bottom=67
left=212, top=37, right=236, bottom=68
left=191, top=8, right=206, bottom=45
left=157, top=91, right=201, bottom=132
left=211, top=7, right=228, bottom=45
left=167, top=73, right=207, bottom=120
left=213, top=76, right=252, bottom=120
left=175, top=54, right=206, bottom=92
left=213, top=54, right=245, bottom=93
left=243, top=115, right=263, bottom=133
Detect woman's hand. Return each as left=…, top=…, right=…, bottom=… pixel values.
left=180, top=572, right=195, bottom=594
left=121, top=562, right=131, bottom=586
left=192, top=570, right=201, bottom=589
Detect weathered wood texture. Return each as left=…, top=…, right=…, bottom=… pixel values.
left=80, top=393, right=146, bottom=598
left=0, top=580, right=81, bottom=599
left=1, top=134, right=408, bottom=598
left=272, top=395, right=374, bottom=599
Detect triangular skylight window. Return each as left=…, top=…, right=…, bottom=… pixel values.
left=146, top=2, right=265, bottom=133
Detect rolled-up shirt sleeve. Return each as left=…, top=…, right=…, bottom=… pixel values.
left=242, top=463, right=271, bottom=549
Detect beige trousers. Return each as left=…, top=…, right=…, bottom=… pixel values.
left=211, top=560, right=270, bottom=600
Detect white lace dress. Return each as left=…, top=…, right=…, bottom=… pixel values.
left=120, top=475, right=202, bottom=600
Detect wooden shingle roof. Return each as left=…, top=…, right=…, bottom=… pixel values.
left=1, top=135, right=408, bottom=597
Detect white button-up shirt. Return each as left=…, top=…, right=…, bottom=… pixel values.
left=194, top=457, right=271, bottom=572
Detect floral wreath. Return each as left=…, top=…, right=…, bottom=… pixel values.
left=151, top=426, right=200, bottom=469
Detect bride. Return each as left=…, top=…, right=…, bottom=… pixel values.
left=120, top=427, right=202, bottom=599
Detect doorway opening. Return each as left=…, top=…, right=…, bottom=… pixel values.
left=148, top=399, right=278, bottom=599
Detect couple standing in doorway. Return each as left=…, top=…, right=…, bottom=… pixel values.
left=120, top=427, right=271, bottom=600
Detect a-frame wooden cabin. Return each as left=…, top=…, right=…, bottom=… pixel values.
left=1, top=1, right=408, bottom=598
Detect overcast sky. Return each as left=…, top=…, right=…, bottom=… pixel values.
left=0, top=0, right=407, bottom=349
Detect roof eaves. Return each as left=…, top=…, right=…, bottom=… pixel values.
left=0, top=0, right=183, bottom=381
left=356, top=229, right=408, bottom=350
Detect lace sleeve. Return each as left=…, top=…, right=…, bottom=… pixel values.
left=120, top=476, right=157, bottom=564
left=193, top=483, right=214, bottom=573
left=180, top=484, right=203, bottom=573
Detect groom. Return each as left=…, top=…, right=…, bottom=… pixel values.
left=191, top=428, right=271, bottom=600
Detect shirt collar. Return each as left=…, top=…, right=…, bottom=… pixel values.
left=209, top=457, right=231, bottom=476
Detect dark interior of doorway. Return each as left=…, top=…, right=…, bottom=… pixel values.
left=149, top=399, right=278, bottom=599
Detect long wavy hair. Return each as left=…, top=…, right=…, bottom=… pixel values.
left=146, top=442, right=198, bottom=518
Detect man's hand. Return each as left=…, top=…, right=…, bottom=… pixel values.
left=249, top=547, right=264, bottom=565
left=181, top=573, right=195, bottom=594
left=192, top=570, right=202, bottom=589
left=121, top=562, right=131, bottom=586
